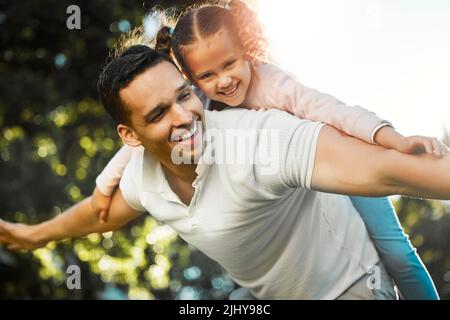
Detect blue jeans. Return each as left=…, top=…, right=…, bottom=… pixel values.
left=350, top=196, right=439, bottom=300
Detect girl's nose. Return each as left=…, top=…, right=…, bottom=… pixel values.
left=217, top=75, right=232, bottom=89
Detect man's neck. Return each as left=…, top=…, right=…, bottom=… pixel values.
left=160, top=161, right=197, bottom=206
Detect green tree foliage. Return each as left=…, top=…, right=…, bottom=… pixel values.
left=393, top=132, right=450, bottom=299
left=0, top=0, right=449, bottom=299
left=0, top=0, right=233, bottom=299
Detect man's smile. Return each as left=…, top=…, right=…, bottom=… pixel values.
left=170, top=116, right=200, bottom=145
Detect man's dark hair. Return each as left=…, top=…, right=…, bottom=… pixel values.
left=97, top=45, right=169, bottom=125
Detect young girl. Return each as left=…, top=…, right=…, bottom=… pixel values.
left=92, top=0, right=446, bottom=299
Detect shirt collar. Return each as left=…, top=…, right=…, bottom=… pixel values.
left=140, top=125, right=215, bottom=195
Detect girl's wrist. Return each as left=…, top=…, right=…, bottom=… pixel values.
left=374, top=126, right=404, bottom=149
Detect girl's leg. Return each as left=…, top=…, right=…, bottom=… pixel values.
left=350, top=196, right=439, bottom=300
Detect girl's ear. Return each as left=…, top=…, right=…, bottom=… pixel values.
left=251, top=56, right=262, bottom=69
left=244, top=52, right=262, bottom=69
left=117, top=124, right=142, bottom=147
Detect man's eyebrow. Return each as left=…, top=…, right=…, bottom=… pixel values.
left=176, top=82, right=190, bottom=93
left=143, top=82, right=191, bottom=121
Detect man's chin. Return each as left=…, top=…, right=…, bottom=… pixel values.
left=170, top=135, right=204, bottom=165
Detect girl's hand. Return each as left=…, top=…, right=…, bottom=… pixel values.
left=0, top=220, right=48, bottom=251
left=91, top=186, right=113, bottom=224
left=396, top=136, right=449, bottom=156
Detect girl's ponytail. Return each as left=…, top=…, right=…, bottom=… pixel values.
left=155, top=26, right=173, bottom=58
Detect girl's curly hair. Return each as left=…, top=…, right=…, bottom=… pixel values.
left=113, top=1, right=268, bottom=81
left=228, top=0, right=268, bottom=62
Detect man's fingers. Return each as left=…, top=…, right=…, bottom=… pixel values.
left=0, top=230, right=15, bottom=243
left=0, top=219, right=8, bottom=231
left=0, top=219, right=12, bottom=229
left=7, top=244, right=21, bottom=251
left=0, top=223, right=11, bottom=236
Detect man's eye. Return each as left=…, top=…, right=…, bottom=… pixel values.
left=178, top=91, right=191, bottom=102
left=150, top=109, right=166, bottom=122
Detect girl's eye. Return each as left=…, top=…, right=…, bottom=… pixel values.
left=199, top=73, right=212, bottom=81
left=225, top=60, right=236, bottom=68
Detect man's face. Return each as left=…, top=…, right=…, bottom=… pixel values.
left=119, top=61, right=205, bottom=165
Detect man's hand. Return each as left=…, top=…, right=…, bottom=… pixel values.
left=0, top=219, right=48, bottom=251
left=395, top=135, right=449, bottom=156
left=0, top=190, right=142, bottom=252
left=91, top=186, right=113, bottom=224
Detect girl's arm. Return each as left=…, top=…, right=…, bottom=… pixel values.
left=262, top=66, right=446, bottom=155
left=96, top=145, right=134, bottom=196
left=264, top=68, right=387, bottom=144
left=92, top=144, right=134, bottom=222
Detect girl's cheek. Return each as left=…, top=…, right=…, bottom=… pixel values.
left=199, top=83, right=214, bottom=97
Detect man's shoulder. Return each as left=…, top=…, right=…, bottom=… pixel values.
left=205, top=107, right=266, bottom=130
left=205, top=107, right=315, bottom=132
left=128, top=145, right=145, bottom=166
left=118, top=146, right=147, bottom=211
left=121, top=146, right=145, bottom=184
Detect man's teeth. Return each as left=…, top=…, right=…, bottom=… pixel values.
left=176, top=122, right=197, bottom=142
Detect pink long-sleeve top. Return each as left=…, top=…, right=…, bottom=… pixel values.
left=95, top=62, right=391, bottom=196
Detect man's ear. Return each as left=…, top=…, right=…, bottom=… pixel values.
left=117, top=124, right=142, bottom=147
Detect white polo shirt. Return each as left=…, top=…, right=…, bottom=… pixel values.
left=120, top=108, right=379, bottom=299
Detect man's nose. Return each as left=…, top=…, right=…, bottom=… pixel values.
left=217, top=74, right=232, bottom=88
left=171, top=103, right=192, bottom=127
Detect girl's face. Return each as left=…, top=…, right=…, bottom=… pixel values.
left=184, top=27, right=252, bottom=106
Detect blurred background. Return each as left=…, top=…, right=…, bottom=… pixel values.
left=0, top=0, right=449, bottom=299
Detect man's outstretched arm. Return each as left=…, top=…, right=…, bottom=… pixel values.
left=311, top=125, right=450, bottom=199
left=0, top=189, right=143, bottom=251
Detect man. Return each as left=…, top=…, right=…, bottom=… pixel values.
left=1, top=46, right=450, bottom=299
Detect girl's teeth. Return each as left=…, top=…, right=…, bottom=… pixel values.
left=224, top=84, right=237, bottom=95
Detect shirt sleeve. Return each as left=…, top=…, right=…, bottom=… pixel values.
left=119, top=155, right=147, bottom=212
left=95, top=144, right=134, bottom=196
left=265, top=68, right=392, bottom=144
left=248, top=109, right=325, bottom=194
